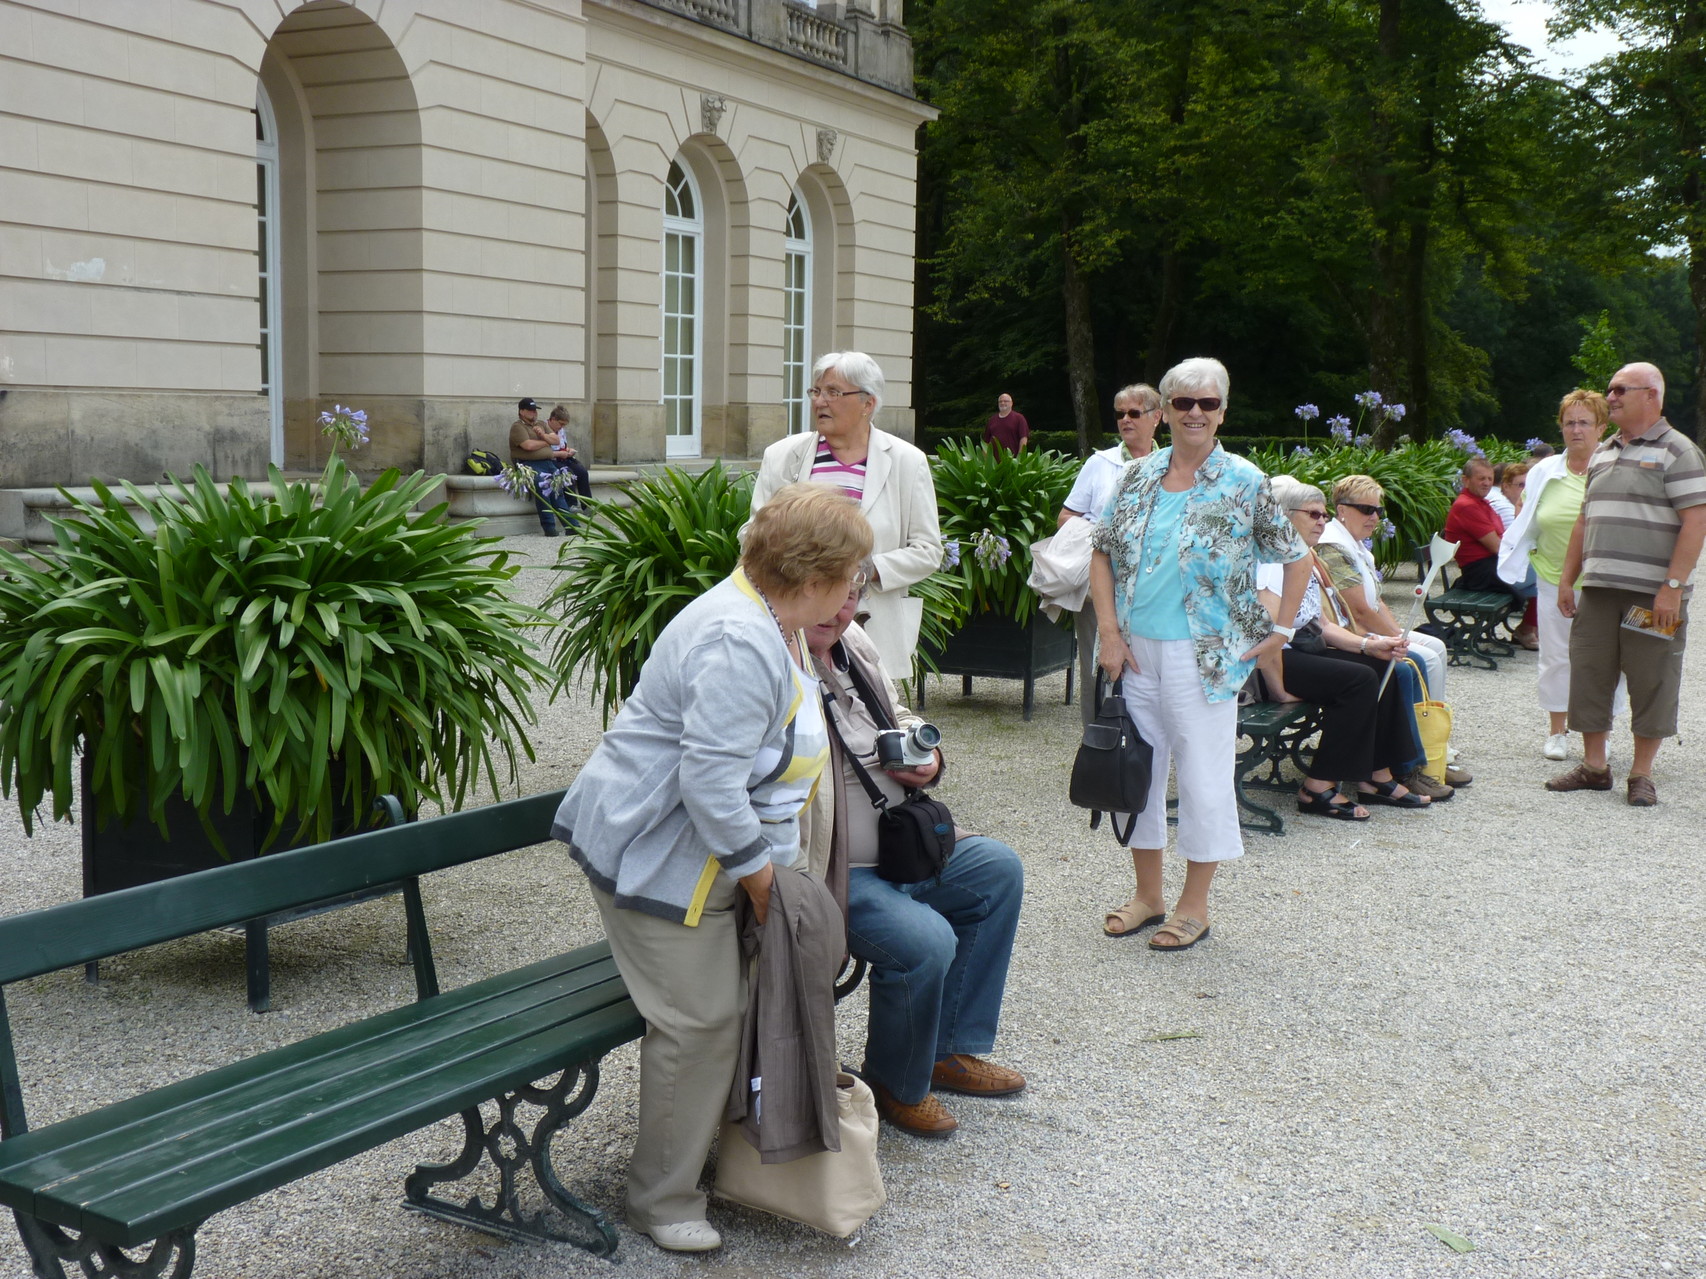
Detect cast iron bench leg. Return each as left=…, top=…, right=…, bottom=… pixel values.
left=15, top=1210, right=200, bottom=1279
left=404, top=1062, right=618, bottom=1257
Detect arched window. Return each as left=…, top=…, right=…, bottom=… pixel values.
left=254, top=86, right=283, bottom=465
left=662, top=160, right=703, bottom=457
left=783, top=191, right=812, bottom=434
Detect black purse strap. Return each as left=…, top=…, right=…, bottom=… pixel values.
left=821, top=683, right=893, bottom=813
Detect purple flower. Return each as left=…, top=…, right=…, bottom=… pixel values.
left=1383, top=403, right=1406, bottom=422
left=316, top=403, right=369, bottom=450
left=1354, top=433, right=1373, bottom=447
left=942, top=540, right=961, bottom=571
left=1445, top=427, right=1483, bottom=456
left=972, top=529, right=1011, bottom=570
left=1292, top=444, right=1314, bottom=458
left=1328, top=418, right=1353, bottom=444
left=1525, top=437, right=1545, bottom=451
left=1354, top=390, right=1383, bottom=411
left=1294, top=403, right=1321, bottom=422
left=1380, top=518, right=1397, bottom=540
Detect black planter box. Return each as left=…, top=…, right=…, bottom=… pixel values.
left=919, top=609, right=1077, bottom=720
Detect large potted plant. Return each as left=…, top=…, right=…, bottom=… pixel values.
left=542, top=463, right=964, bottom=723
left=0, top=422, right=551, bottom=896
left=920, top=440, right=1080, bottom=719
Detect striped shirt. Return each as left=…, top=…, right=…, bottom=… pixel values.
left=1579, top=418, right=1706, bottom=596
left=810, top=436, right=866, bottom=500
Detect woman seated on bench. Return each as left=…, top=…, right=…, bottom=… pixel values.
left=553, top=483, right=871, bottom=1254
left=1254, top=476, right=1431, bottom=819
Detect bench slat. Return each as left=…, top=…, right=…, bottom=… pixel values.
left=0, top=790, right=568, bottom=987
left=0, top=944, right=643, bottom=1245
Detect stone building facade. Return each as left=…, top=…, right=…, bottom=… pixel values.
left=0, top=0, right=930, bottom=487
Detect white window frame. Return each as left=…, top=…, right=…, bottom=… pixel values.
left=661, top=160, right=704, bottom=458
left=783, top=191, right=813, bottom=435
left=255, top=86, right=284, bottom=466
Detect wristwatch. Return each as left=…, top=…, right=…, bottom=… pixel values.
left=1666, top=578, right=1684, bottom=589
left=1272, top=624, right=1296, bottom=641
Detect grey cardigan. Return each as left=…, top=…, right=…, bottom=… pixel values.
left=553, top=572, right=824, bottom=925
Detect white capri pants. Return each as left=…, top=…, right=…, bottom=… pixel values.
left=1402, top=629, right=1448, bottom=701
left=1535, top=577, right=1625, bottom=717
left=1117, top=634, right=1243, bottom=862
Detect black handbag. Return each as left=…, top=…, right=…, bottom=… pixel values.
left=1069, top=671, right=1154, bottom=844
left=822, top=663, right=955, bottom=885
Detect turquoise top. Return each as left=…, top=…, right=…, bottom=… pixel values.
left=1121, top=487, right=1192, bottom=640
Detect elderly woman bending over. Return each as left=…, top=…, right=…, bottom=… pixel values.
left=1090, top=357, right=1309, bottom=951
left=752, top=351, right=943, bottom=673
left=553, top=483, right=871, bottom=1253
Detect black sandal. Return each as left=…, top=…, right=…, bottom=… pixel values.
left=1297, top=786, right=1370, bottom=821
left=1359, top=778, right=1429, bottom=808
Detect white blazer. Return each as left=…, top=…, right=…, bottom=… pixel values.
left=1496, top=453, right=1570, bottom=585
left=750, top=427, right=943, bottom=671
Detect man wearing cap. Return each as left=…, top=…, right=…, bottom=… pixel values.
left=1549, top=361, right=1706, bottom=805
left=509, top=397, right=578, bottom=535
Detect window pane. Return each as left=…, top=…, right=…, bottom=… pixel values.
left=679, top=318, right=696, bottom=358
left=665, top=234, right=680, bottom=275
left=680, top=236, right=696, bottom=273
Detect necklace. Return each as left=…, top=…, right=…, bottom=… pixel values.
left=1567, top=453, right=1590, bottom=476
left=754, top=587, right=797, bottom=653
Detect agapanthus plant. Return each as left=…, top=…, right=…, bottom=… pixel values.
left=316, top=404, right=369, bottom=451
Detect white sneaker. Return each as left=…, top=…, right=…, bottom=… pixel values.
left=636, top=1219, right=722, bottom=1252
left=1543, top=733, right=1569, bottom=761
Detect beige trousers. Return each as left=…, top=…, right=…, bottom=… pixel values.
left=590, top=877, right=746, bottom=1229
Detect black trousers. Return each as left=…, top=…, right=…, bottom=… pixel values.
left=1277, top=647, right=1417, bottom=783
left=1457, top=555, right=1521, bottom=597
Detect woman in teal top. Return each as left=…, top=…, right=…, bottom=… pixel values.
left=1088, top=357, right=1309, bottom=952
left=1497, top=388, right=1623, bottom=761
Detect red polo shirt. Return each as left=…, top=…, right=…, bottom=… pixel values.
left=1443, top=490, right=1501, bottom=567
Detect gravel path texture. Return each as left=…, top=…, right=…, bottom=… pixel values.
left=1, top=537, right=1702, bottom=1279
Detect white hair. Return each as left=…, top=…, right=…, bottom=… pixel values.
left=813, top=351, right=885, bottom=421
left=1158, top=356, right=1230, bottom=403
left=1269, top=473, right=1324, bottom=509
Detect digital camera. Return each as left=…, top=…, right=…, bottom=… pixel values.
left=875, top=722, right=942, bottom=771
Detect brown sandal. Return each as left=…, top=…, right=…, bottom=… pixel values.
left=1627, top=775, right=1657, bottom=806
left=1103, top=898, right=1166, bottom=938
left=1545, top=762, right=1613, bottom=792
left=1148, top=912, right=1210, bottom=952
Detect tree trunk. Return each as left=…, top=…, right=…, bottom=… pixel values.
left=1062, top=219, right=1099, bottom=457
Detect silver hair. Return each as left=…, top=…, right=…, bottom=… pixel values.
left=1158, top=357, right=1230, bottom=404
left=1269, top=473, right=1325, bottom=510
left=1113, top=383, right=1161, bottom=412
left=813, top=351, right=885, bottom=421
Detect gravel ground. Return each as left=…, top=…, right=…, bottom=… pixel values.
left=2, top=536, right=1703, bottom=1279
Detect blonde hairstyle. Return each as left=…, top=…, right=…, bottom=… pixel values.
left=1557, top=388, right=1609, bottom=429
left=1332, top=474, right=1384, bottom=507
left=742, top=482, right=873, bottom=596
left=1113, top=383, right=1162, bottom=412
left=1498, top=460, right=1531, bottom=488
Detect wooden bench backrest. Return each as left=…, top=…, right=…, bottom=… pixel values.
left=0, top=789, right=567, bottom=988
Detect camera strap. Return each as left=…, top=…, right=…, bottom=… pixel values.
left=833, top=639, right=897, bottom=732
left=821, top=683, right=894, bottom=813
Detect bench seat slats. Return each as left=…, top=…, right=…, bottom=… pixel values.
left=0, top=943, right=643, bottom=1246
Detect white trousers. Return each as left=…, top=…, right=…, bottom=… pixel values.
left=1118, top=634, right=1243, bottom=863
left=1402, top=629, right=1448, bottom=701
left=1535, top=577, right=1625, bottom=717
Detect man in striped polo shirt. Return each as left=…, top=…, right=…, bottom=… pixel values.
left=1548, top=362, right=1706, bottom=805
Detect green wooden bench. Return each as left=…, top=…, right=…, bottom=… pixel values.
left=1414, top=545, right=1525, bottom=670
left=0, top=788, right=644, bottom=1277
left=1234, top=699, right=1324, bottom=835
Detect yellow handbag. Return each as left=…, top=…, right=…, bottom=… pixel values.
left=1404, top=658, right=1451, bottom=780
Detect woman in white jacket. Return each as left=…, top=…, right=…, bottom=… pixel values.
left=1497, top=388, right=1623, bottom=760
left=751, top=352, right=943, bottom=672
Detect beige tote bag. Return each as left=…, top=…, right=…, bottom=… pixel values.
left=712, top=1072, right=886, bottom=1237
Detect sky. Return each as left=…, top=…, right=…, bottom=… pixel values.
left=1477, top=0, right=1621, bottom=75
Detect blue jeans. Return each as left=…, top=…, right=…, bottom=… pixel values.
left=521, top=459, right=578, bottom=533
left=846, top=835, right=1023, bottom=1104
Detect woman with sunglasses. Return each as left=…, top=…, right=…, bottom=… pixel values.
left=1253, top=476, right=1431, bottom=819
left=1058, top=384, right=1164, bottom=722
left=1089, top=357, right=1309, bottom=951
left=752, top=351, right=943, bottom=673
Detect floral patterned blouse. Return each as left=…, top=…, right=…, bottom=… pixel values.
left=1092, top=443, right=1307, bottom=703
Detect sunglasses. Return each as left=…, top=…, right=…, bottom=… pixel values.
left=1339, top=501, right=1385, bottom=518
left=1169, top=397, right=1223, bottom=412
left=1289, top=508, right=1329, bottom=521
left=1115, top=408, right=1153, bottom=420
left=1605, top=384, right=1654, bottom=398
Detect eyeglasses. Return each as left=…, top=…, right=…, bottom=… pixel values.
left=1339, top=501, right=1385, bottom=518
left=1289, top=508, right=1329, bottom=521
left=808, top=386, right=860, bottom=402
left=1115, top=408, right=1154, bottom=420
left=848, top=569, right=870, bottom=590
left=1606, top=384, right=1654, bottom=398
left=1169, top=397, right=1223, bottom=412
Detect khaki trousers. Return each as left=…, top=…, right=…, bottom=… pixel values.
left=590, top=877, right=746, bottom=1229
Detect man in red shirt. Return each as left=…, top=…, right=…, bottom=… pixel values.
left=984, top=393, right=1030, bottom=455
left=1445, top=456, right=1538, bottom=647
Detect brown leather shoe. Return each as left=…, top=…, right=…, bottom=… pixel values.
left=1403, top=770, right=1454, bottom=802
left=871, top=1083, right=957, bottom=1137
left=930, top=1054, right=1027, bottom=1097
left=1545, top=762, right=1613, bottom=792
left=1627, top=774, right=1657, bottom=806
